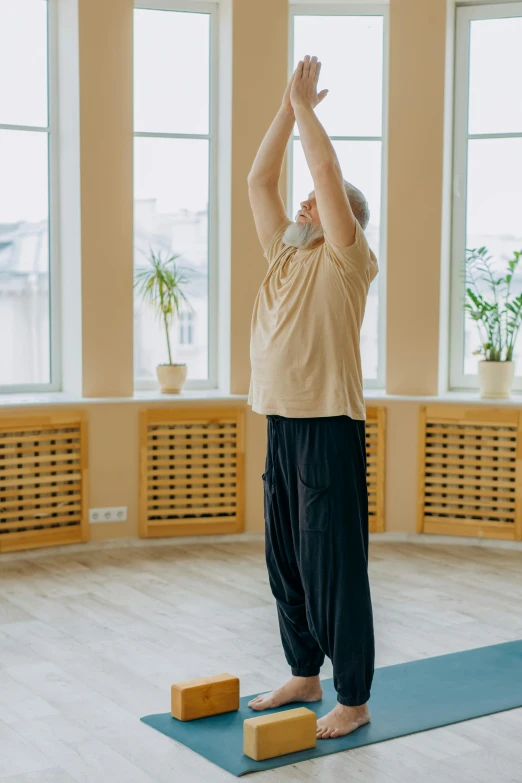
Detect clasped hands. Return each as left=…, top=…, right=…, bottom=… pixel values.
left=282, top=55, right=329, bottom=113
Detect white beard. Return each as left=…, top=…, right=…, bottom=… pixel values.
left=282, top=219, right=324, bottom=249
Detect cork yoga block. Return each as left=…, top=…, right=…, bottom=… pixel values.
left=243, top=707, right=317, bottom=761
left=171, top=673, right=240, bottom=721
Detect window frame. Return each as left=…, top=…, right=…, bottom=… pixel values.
left=288, top=2, right=389, bottom=390
left=133, top=0, right=219, bottom=390
left=0, top=0, right=62, bottom=394
left=449, top=2, right=522, bottom=391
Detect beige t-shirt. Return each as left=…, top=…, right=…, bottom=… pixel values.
left=247, top=216, right=378, bottom=420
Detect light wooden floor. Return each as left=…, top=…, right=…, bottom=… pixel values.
left=1, top=539, right=522, bottom=782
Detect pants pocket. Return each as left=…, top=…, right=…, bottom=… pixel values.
left=297, top=462, right=330, bottom=532
left=262, top=470, right=272, bottom=524
left=262, top=470, right=276, bottom=567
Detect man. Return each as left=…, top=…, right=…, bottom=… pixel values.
left=246, top=55, right=378, bottom=740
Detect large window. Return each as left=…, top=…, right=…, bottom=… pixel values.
left=289, top=6, right=388, bottom=388
left=133, top=2, right=217, bottom=389
left=0, top=0, right=58, bottom=391
left=450, top=3, right=522, bottom=390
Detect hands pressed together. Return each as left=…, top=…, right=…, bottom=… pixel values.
left=282, top=55, right=329, bottom=113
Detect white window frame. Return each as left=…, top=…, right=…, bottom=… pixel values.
left=133, top=0, right=219, bottom=390
left=0, top=0, right=62, bottom=394
left=288, top=3, right=389, bottom=390
left=449, top=2, right=522, bottom=391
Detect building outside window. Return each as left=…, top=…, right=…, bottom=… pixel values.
left=133, top=1, right=217, bottom=389
left=179, top=310, right=195, bottom=345
left=0, top=0, right=59, bottom=391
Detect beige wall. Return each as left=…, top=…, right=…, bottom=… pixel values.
left=386, top=0, right=448, bottom=395
left=78, top=0, right=135, bottom=398
left=4, top=0, right=458, bottom=541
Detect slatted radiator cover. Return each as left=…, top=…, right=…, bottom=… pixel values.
left=140, top=407, right=245, bottom=538
left=366, top=406, right=386, bottom=533
left=417, top=405, right=522, bottom=540
left=0, top=412, right=89, bottom=553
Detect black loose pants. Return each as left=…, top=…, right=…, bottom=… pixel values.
left=262, top=413, right=375, bottom=706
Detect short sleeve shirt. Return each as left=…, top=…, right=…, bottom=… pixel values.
left=247, top=216, right=379, bottom=420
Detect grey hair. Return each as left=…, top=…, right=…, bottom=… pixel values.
left=343, top=180, right=370, bottom=231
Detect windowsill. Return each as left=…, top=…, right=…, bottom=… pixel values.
left=364, top=389, right=522, bottom=406
left=0, top=389, right=248, bottom=409
left=1, top=387, right=522, bottom=409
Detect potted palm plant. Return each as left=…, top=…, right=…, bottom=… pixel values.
left=134, top=248, right=193, bottom=394
left=464, top=247, right=522, bottom=399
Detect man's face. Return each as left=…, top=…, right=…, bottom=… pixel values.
left=297, top=191, right=321, bottom=227
left=282, top=190, right=324, bottom=249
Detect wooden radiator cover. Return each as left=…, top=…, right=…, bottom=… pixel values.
left=417, top=405, right=522, bottom=540
left=366, top=406, right=386, bottom=533
left=140, top=407, right=245, bottom=538
left=0, top=411, right=89, bottom=553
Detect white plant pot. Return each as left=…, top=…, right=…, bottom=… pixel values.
left=478, top=360, right=514, bottom=399
left=156, top=364, right=187, bottom=394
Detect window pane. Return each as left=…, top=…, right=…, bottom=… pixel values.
left=134, top=9, right=210, bottom=135
left=0, top=130, right=50, bottom=385
left=0, top=0, right=48, bottom=127
left=134, top=137, right=209, bottom=381
left=293, top=15, right=383, bottom=137
left=468, top=16, right=522, bottom=135
left=463, top=138, right=522, bottom=374
left=292, top=140, right=382, bottom=380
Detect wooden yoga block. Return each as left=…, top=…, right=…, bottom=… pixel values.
left=243, top=707, right=317, bottom=761
left=171, top=673, right=240, bottom=721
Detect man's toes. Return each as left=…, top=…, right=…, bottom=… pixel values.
left=317, top=725, right=328, bottom=738
left=330, top=728, right=340, bottom=738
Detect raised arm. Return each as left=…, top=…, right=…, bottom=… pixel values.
left=247, top=75, right=296, bottom=252
left=291, top=56, right=357, bottom=248
left=248, top=67, right=329, bottom=253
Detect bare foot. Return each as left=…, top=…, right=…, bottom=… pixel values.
left=248, top=675, right=323, bottom=711
left=316, top=702, right=370, bottom=739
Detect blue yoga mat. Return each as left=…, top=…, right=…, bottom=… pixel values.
left=141, top=640, right=522, bottom=776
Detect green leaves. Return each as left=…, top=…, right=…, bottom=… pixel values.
left=134, top=247, right=194, bottom=366
left=464, top=247, right=522, bottom=362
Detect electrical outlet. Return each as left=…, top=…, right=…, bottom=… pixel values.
left=89, top=506, right=127, bottom=523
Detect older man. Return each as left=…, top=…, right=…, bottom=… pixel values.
left=246, top=56, right=378, bottom=739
